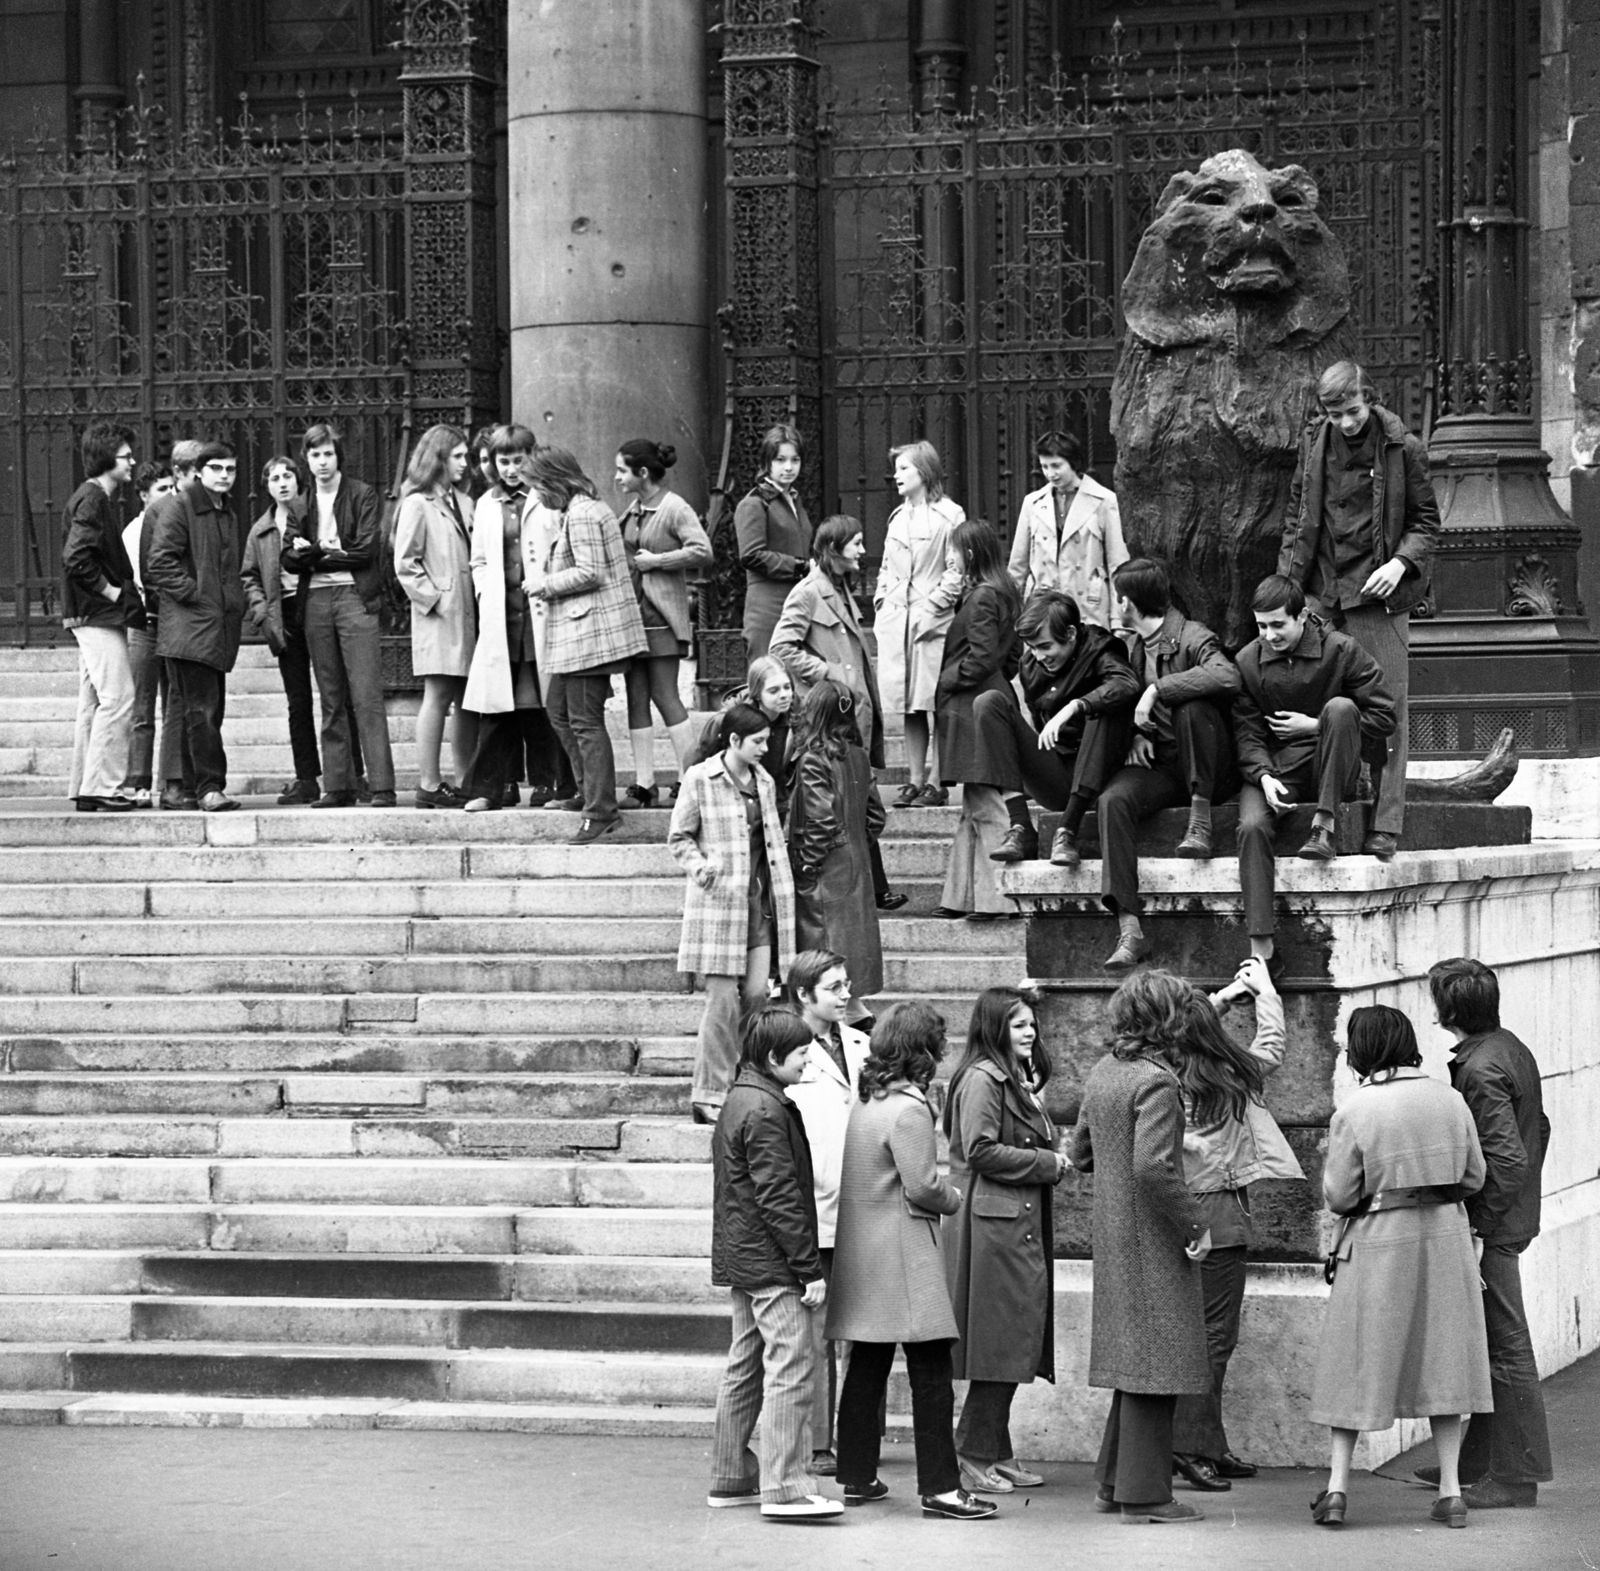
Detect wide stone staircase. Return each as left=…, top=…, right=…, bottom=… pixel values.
left=0, top=647, right=1026, bottom=1429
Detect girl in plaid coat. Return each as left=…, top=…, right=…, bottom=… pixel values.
left=670, top=703, right=797, bottom=1124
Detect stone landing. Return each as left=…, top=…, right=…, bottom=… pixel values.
left=1003, top=841, right=1600, bottom=1467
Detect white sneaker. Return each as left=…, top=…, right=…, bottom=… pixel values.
left=760, top=1494, right=844, bottom=1521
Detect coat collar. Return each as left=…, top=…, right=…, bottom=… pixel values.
left=1145, top=606, right=1187, bottom=655
left=732, top=1064, right=794, bottom=1106
left=890, top=494, right=963, bottom=526
left=967, top=1058, right=1053, bottom=1132
left=1257, top=613, right=1329, bottom=666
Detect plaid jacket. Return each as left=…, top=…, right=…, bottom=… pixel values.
left=541, top=495, right=648, bottom=674
left=669, top=755, right=796, bottom=978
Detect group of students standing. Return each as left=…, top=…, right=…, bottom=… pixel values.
left=708, top=954, right=1553, bottom=1530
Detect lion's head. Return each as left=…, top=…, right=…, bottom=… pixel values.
left=1121, top=149, right=1350, bottom=350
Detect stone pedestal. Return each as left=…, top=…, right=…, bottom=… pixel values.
left=506, top=4, right=710, bottom=501
left=997, top=843, right=1600, bottom=1466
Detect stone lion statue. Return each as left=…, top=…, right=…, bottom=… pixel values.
left=1111, top=149, right=1355, bottom=646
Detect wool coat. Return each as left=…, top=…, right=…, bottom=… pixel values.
left=935, top=580, right=1021, bottom=786
left=1007, top=475, right=1128, bottom=629
left=1066, top=1052, right=1210, bottom=1394
left=943, top=1059, right=1058, bottom=1384
left=393, top=488, right=476, bottom=678
left=621, top=490, right=712, bottom=645
left=241, top=509, right=292, bottom=654
left=735, top=479, right=812, bottom=655
left=785, top=1021, right=871, bottom=1249
left=874, top=495, right=965, bottom=714
left=463, top=487, right=545, bottom=715
left=786, top=742, right=885, bottom=999
left=1309, top=1068, right=1493, bottom=1431
left=668, top=754, right=796, bottom=978
left=540, top=495, right=648, bottom=676
left=144, top=480, right=245, bottom=673
left=769, top=564, right=885, bottom=767
left=826, top=1083, right=962, bottom=1344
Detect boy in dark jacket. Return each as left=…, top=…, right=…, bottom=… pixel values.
left=1096, top=558, right=1241, bottom=971
left=982, top=589, right=1140, bottom=868
left=1233, top=575, right=1395, bottom=963
left=708, top=1008, right=842, bottom=1522
left=1424, top=958, right=1554, bottom=1508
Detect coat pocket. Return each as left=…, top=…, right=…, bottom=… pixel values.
left=972, top=1193, right=1022, bottom=1220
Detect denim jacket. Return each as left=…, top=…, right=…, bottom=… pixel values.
left=1181, top=990, right=1305, bottom=1192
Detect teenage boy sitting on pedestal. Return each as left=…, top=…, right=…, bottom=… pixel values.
left=1095, top=558, right=1241, bottom=973
left=1233, top=575, right=1395, bottom=972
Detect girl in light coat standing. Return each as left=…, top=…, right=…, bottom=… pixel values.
left=670, top=703, right=797, bottom=1123
left=874, top=441, right=965, bottom=806
left=615, top=438, right=712, bottom=807
left=1307, top=1005, right=1491, bottom=1530
left=1007, top=429, right=1127, bottom=630
left=394, top=424, right=478, bottom=808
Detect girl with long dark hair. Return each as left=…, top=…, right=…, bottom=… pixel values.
left=943, top=987, right=1067, bottom=1494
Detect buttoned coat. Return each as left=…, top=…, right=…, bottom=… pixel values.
left=785, top=1022, right=871, bottom=1249
left=621, top=490, right=712, bottom=645
left=769, top=564, right=884, bottom=767
left=1309, top=1068, right=1492, bottom=1430
left=668, top=754, right=796, bottom=978
left=735, top=480, right=813, bottom=655
left=874, top=495, right=966, bottom=714
left=944, top=1060, right=1058, bottom=1383
left=540, top=495, right=648, bottom=676
left=935, top=580, right=1021, bottom=785
left=1066, top=1052, right=1209, bottom=1394
left=1007, top=475, right=1128, bottom=628
left=463, top=488, right=545, bottom=715
left=145, top=481, right=245, bottom=673
left=826, top=1083, right=962, bottom=1344
left=786, top=742, right=885, bottom=999
left=393, top=487, right=476, bottom=678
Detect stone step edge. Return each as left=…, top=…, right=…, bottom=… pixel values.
left=0, top=1293, right=731, bottom=1316
left=0, top=1248, right=711, bottom=1268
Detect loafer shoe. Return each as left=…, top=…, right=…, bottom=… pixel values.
left=843, top=1478, right=888, bottom=1505
left=1172, top=1454, right=1230, bottom=1492
left=989, top=825, right=1039, bottom=864
left=920, top=1489, right=998, bottom=1520
left=310, top=791, right=356, bottom=808
left=875, top=891, right=909, bottom=911
left=1216, top=1452, right=1257, bottom=1480
left=1362, top=830, right=1398, bottom=859
left=1121, top=1500, right=1204, bottom=1524
left=706, top=1484, right=761, bottom=1509
left=199, top=791, right=240, bottom=813
left=760, top=1494, right=843, bottom=1521
left=1297, top=825, right=1337, bottom=861
left=1430, top=1494, right=1469, bottom=1527
left=75, top=795, right=137, bottom=813
left=959, top=1459, right=1014, bottom=1494
left=1310, top=1489, right=1346, bottom=1526
left=1461, top=1479, right=1537, bottom=1509
left=277, top=779, right=320, bottom=806
left=1103, top=933, right=1151, bottom=973
left=570, top=816, right=620, bottom=845
left=1049, top=827, right=1081, bottom=868
left=992, top=1459, right=1045, bottom=1488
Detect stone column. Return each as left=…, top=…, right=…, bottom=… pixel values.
left=1415, top=0, right=1600, bottom=757
left=74, top=0, right=123, bottom=134
left=507, top=3, right=710, bottom=505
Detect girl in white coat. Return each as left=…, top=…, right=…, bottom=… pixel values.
left=873, top=441, right=964, bottom=806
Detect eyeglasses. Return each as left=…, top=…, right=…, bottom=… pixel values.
left=817, top=980, right=852, bottom=996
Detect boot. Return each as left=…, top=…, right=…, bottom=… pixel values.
left=1049, top=826, right=1081, bottom=868
left=1176, top=807, right=1213, bottom=859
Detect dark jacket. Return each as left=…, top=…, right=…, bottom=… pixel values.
left=734, top=479, right=812, bottom=589
left=1119, top=607, right=1239, bottom=725
left=241, top=509, right=292, bottom=655
left=1278, top=404, right=1441, bottom=617
left=1449, top=1027, right=1551, bottom=1247
left=711, top=1063, right=823, bottom=1290
left=61, top=480, right=143, bottom=631
left=936, top=580, right=1021, bottom=785
left=281, top=477, right=385, bottom=611
left=1020, top=622, right=1139, bottom=759
left=1233, top=615, right=1396, bottom=784
left=144, top=479, right=245, bottom=672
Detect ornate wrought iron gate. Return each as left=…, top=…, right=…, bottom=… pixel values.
left=0, top=0, right=499, bottom=644
left=821, top=8, right=1439, bottom=549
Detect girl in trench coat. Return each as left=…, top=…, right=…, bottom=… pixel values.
left=393, top=424, right=478, bottom=806
left=786, top=679, right=885, bottom=1018
left=873, top=441, right=965, bottom=806
left=1307, top=1005, right=1491, bottom=1530
left=669, top=703, right=797, bottom=1124
left=943, top=987, right=1067, bottom=1495
left=827, top=1003, right=997, bottom=1520
left=933, top=518, right=1022, bottom=920
left=1066, top=969, right=1212, bottom=1524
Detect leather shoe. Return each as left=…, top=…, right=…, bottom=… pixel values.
left=920, top=1489, right=998, bottom=1520
left=992, top=1460, right=1044, bottom=1488
left=959, top=1458, right=1014, bottom=1494
left=1093, top=1485, right=1117, bottom=1514
left=311, top=791, right=356, bottom=809
left=1049, top=826, right=1081, bottom=868
left=892, top=784, right=922, bottom=808
left=1103, top=933, right=1151, bottom=973
left=1362, top=830, right=1397, bottom=859
left=1430, top=1494, right=1469, bottom=1527
left=810, top=1449, right=836, bottom=1478
left=1172, top=1454, right=1230, bottom=1492
left=570, top=816, right=620, bottom=845
left=501, top=784, right=521, bottom=807
left=199, top=791, right=239, bottom=813
left=277, top=778, right=320, bottom=806
left=843, top=1478, right=888, bottom=1506
left=369, top=790, right=397, bottom=808
left=989, top=825, right=1039, bottom=863
left=1121, top=1500, right=1204, bottom=1524
left=875, top=891, right=909, bottom=911
left=1310, top=1489, right=1346, bottom=1526
left=916, top=784, right=949, bottom=807
left=1412, top=1465, right=1442, bottom=1486
left=1461, top=1478, right=1537, bottom=1508
left=75, top=795, right=136, bottom=813
left=159, top=789, right=199, bottom=811
left=1215, top=1451, right=1257, bottom=1479
left=1176, top=818, right=1213, bottom=859
left=543, top=795, right=583, bottom=812
left=1296, top=825, right=1337, bottom=861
